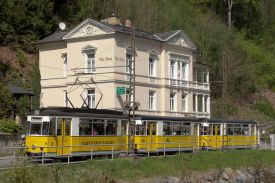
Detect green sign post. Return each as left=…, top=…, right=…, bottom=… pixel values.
left=116, top=87, right=126, bottom=95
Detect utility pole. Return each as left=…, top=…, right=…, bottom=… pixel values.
left=128, top=24, right=136, bottom=154
left=222, top=50, right=228, bottom=150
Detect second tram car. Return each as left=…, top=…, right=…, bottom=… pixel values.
left=25, top=107, right=258, bottom=157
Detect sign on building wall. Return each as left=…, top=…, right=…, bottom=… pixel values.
left=116, top=87, right=125, bottom=95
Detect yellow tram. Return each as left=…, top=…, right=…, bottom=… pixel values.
left=25, top=107, right=258, bottom=157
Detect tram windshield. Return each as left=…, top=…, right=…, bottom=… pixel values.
left=27, top=117, right=56, bottom=136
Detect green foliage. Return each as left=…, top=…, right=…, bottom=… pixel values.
left=32, top=59, right=40, bottom=109
left=253, top=101, right=275, bottom=120
left=5, top=165, right=34, bottom=183
left=0, top=0, right=58, bottom=52
left=0, top=83, right=14, bottom=118
left=16, top=48, right=27, bottom=67
left=0, top=119, right=19, bottom=133
left=1, top=150, right=275, bottom=182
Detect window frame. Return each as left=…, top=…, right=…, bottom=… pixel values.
left=170, top=92, right=176, bottom=111
left=87, top=89, right=95, bottom=109
left=181, top=93, right=187, bottom=112
left=149, top=90, right=156, bottom=111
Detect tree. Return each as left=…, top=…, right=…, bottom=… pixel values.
left=0, top=83, right=14, bottom=118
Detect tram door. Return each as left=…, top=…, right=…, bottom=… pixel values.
left=148, top=122, right=157, bottom=151
left=213, top=124, right=221, bottom=148
left=57, top=118, right=71, bottom=155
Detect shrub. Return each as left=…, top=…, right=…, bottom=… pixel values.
left=253, top=101, right=275, bottom=119
left=0, top=119, right=19, bottom=133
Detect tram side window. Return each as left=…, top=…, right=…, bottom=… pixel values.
left=173, top=122, right=181, bottom=135
left=227, top=124, right=234, bottom=135
left=242, top=124, right=249, bottom=135
left=182, top=124, right=191, bottom=135
left=79, top=119, right=92, bottom=136
left=106, top=120, right=117, bottom=135
left=93, top=119, right=105, bottom=135
left=136, top=122, right=146, bottom=135
left=42, top=122, right=50, bottom=135
left=234, top=124, right=242, bottom=135
left=163, top=122, right=172, bottom=135
left=200, top=126, right=210, bottom=135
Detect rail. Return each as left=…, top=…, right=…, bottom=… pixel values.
left=0, top=139, right=263, bottom=168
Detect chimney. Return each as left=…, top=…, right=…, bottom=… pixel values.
left=125, top=19, right=132, bottom=28
left=107, top=13, right=121, bottom=25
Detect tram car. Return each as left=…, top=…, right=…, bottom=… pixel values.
left=25, top=107, right=258, bottom=157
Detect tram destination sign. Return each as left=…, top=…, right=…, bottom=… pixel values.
left=116, top=87, right=125, bottom=95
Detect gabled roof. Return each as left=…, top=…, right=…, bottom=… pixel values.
left=39, top=30, right=69, bottom=44
left=154, top=30, right=180, bottom=41
left=100, top=22, right=160, bottom=41
left=6, top=84, right=34, bottom=96
left=39, top=18, right=197, bottom=50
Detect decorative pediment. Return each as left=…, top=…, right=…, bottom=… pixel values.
left=167, top=31, right=197, bottom=49
left=81, top=45, right=97, bottom=52
left=63, top=19, right=114, bottom=39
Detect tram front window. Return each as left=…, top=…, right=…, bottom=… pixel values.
left=30, top=123, right=42, bottom=135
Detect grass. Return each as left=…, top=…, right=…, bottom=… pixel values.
left=1, top=150, right=275, bottom=182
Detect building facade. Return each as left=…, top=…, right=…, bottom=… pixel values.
left=39, top=17, right=210, bottom=118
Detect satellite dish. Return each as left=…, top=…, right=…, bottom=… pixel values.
left=59, top=22, right=66, bottom=30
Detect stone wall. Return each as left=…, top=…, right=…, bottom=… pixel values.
left=0, top=133, right=21, bottom=156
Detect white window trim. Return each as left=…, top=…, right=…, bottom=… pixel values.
left=181, top=93, right=188, bottom=112
left=82, top=46, right=96, bottom=74
left=170, top=92, right=177, bottom=111
left=169, top=53, right=190, bottom=81
left=86, top=89, right=95, bottom=108
left=149, top=90, right=156, bottom=111
left=148, top=54, right=157, bottom=77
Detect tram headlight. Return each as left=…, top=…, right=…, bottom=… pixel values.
left=32, top=144, right=37, bottom=150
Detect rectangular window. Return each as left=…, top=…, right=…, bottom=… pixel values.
left=204, top=96, right=208, bottom=112
left=149, top=90, right=156, bottom=110
left=149, top=57, right=156, bottom=77
left=181, top=94, right=187, bottom=112
left=193, top=94, right=196, bottom=112
left=87, top=89, right=95, bottom=108
left=198, top=94, right=203, bottom=112
left=86, top=53, right=95, bottom=73
left=170, top=61, right=176, bottom=79
left=126, top=53, right=132, bottom=73
left=62, top=53, right=67, bottom=77
left=170, top=92, right=176, bottom=111
left=182, top=63, right=186, bottom=80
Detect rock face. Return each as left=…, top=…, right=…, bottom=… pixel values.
left=137, top=167, right=275, bottom=183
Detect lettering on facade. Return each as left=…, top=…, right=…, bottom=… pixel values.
left=115, top=57, right=125, bottom=61
left=99, top=57, right=112, bottom=61
left=82, top=141, right=114, bottom=145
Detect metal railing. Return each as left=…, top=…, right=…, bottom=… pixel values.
left=0, top=139, right=262, bottom=167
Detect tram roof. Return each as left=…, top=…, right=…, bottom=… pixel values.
left=207, top=118, right=257, bottom=124
left=134, top=115, right=201, bottom=122
left=30, top=107, right=126, bottom=119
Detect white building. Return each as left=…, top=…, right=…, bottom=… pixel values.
left=39, top=15, right=210, bottom=118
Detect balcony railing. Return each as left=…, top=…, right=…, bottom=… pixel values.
left=169, top=79, right=210, bottom=90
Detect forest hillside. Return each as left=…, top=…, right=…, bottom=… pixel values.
left=0, top=0, right=274, bottom=125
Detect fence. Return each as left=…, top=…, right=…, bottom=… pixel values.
left=0, top=139, right=265, bottom=168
